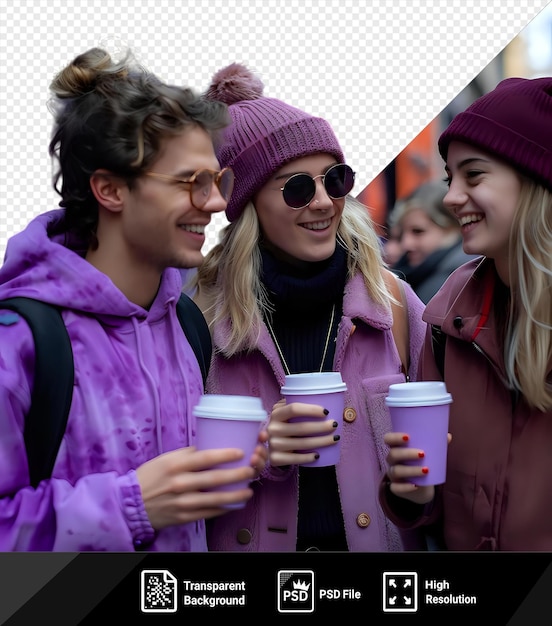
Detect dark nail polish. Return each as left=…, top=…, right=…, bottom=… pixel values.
left=332, top=421, right=338, bottom=428
left=323, top=408, right=329, bottom=415
left=314, top=453, right=320, bottom=460
left=333, top=435, right=340, bottom=442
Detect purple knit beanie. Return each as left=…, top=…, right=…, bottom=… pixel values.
left=204, top=63, right=345, bottom=222
left=438, top=76, right=552, bottom=191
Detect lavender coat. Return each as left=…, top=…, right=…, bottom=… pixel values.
left=0, top=210, right=206, bottom=551
left=205, top=272, right=428, bottom=551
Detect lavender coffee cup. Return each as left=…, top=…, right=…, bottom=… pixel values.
left=193, top=394, right=266, bottom=508
left=385, top=381, right=453, bottom=486
left=280, top=372, right=347, bottom=467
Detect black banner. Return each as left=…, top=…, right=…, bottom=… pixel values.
left=1, top=552, right=551, bottom=625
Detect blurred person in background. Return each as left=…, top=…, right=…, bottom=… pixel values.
left=389, top=179, right=477, bottom=303
left=381, top=222, right=403, bottom=267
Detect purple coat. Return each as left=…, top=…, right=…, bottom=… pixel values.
left=0, top=210, right=206, bottom=551
left=205, top=272, right=428, bottom=551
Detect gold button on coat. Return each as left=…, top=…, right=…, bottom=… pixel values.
left=343, top=407, right=357, bottom=423
left=356, top=513, right=371, bottom=528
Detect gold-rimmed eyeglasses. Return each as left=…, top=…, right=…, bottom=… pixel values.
left=143, top=167, right=234, bottom=209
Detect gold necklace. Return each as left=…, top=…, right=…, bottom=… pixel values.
left=264, top=303, right=336, bottom=375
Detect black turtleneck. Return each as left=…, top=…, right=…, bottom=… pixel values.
left=260, top=242, right=349, bottom=551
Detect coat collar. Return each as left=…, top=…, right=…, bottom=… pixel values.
left=423, top=256, right=505, bottom=368
left=213, top=271, right=395, bottom=356
left=343, top=272, right=393, bottom=331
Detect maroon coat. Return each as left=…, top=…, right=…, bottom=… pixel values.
left=381, top=257, right=552, bottom=550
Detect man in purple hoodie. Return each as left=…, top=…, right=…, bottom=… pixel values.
left=0, top=47, right=266, bottom=551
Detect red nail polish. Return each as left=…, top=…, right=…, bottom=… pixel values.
left=421, top=467, right=429, bottom=474
left=402, top=435, right=409, bottom=442
left=418, top=451, right=425, bottom=458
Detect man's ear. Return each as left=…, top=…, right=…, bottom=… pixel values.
left=90, top=169, right=128, bottom=213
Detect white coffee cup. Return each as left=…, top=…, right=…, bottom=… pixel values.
left=193, top=394, right=267, bottom=508
left=385, top=381, right=452, bottom=485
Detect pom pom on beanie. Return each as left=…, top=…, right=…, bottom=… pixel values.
left=205, top=63, right=345, bottom=222
left=204, top=62, right=264, bottom=105
left=438, top=76, right=552, bottom=191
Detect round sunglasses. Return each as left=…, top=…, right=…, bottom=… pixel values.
left=143, top=167, right=235, bottom=209
left=279, top=163, right=355, bottom=209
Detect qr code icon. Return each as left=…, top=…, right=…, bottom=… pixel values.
left=140, top=569, right=178, bottom=613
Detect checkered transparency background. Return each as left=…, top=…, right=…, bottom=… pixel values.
left=1, top=0, right=550, bottom=258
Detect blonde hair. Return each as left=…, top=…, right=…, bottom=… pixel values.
left=505, top=179, right=552, bottom=410
left=194, top=195, right=390, bottom=356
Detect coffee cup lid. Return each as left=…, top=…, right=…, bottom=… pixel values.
left=281, top=372, right=347, bottom=395
left=193, top=394, right=267, bottom=421
left=385, top=381, right=452, bottom=407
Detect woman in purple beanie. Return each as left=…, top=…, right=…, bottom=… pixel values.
left=381, top=76, right=552, bottom=550
left=192, top=64, right=428, bottom=552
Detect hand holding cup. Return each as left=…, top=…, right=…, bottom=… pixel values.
left=136, top=445, right=261, bottom=528
left=384, top=381, right=452, bottom=501
left=268, top=399, right=339, bottom=467
left=276, top=372, right=347, bottom=467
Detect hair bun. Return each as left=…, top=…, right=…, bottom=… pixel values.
left=205, top=63, right=264, bottom=105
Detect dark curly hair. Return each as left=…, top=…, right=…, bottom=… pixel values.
left=48, top=47, right=229, bottom=248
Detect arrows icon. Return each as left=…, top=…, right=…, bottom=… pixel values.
left=383, top=572, right=418, bottom=613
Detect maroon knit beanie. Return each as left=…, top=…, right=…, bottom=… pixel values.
left=438, top=76, right=552, bottom=191
left=204, top=63, right=345, bottom=222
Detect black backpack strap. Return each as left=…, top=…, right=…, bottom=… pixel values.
left=0, top=294, right=210, bottom=488
left=0, top=298, right=74, bottom=488
left=176, top=294, right=212, bottom=387
left=431, top=324, right=447, bottom=380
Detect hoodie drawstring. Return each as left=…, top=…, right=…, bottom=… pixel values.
left=132, top=317, right=164, bottom=454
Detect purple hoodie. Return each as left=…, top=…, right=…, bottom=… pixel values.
left=0, top=210, right=206, bottom=551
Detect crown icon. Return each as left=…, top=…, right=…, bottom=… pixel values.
left=292, top=580, right=311, bottom=591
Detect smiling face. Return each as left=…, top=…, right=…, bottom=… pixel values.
left=253, top=154, right=345, bottom=262
left=120, top=126, right=227, bottom=272
left=443, top=141, right=522, bottom=273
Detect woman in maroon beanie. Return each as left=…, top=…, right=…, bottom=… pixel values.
left=381, top=76, right=552, bottom=550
